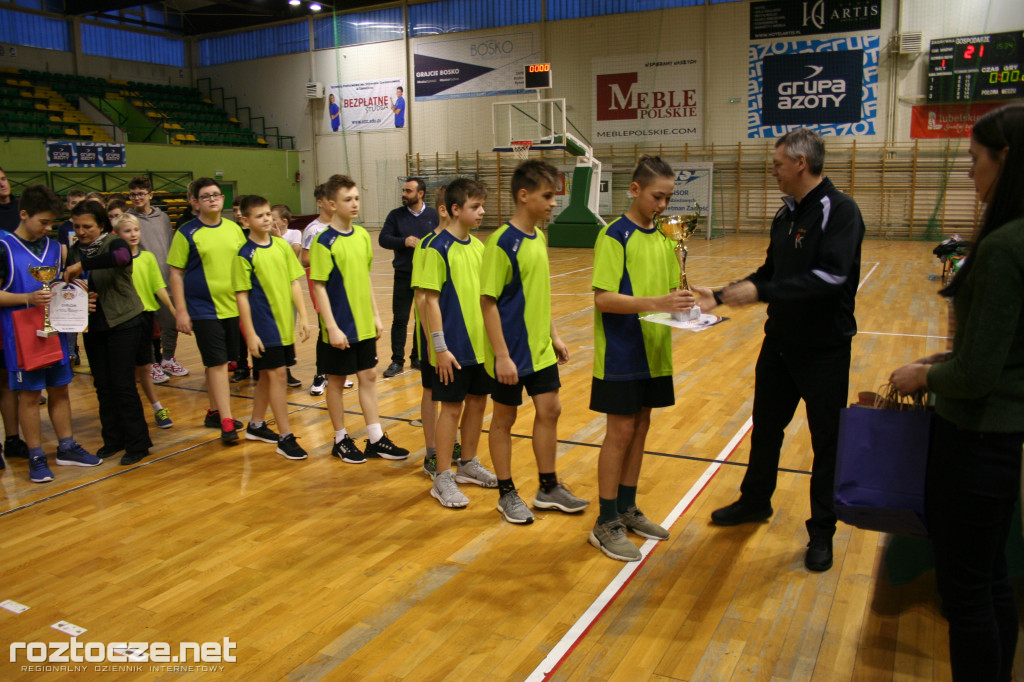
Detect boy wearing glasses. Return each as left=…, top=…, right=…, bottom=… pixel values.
left=128, top=175, right=189, bottom=382
left=167, top=177, right=246, bottom=442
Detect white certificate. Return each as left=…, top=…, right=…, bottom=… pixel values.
left=49, top=282, right=89, bottom=333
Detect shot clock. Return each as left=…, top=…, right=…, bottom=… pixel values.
left=927, top=30, right=1024, bottom=103
left=524, top=63, right=552, bottom=90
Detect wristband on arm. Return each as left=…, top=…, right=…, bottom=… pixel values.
left=431, top=331, right=448, bottom=354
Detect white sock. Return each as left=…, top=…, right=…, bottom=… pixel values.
left=334, top=428, right=348, bottom=443
left=367, top=423, right=383, bottom=443
left=251, top=420, right=265, bottom=429
left=152, top=401, right=164, bottom=412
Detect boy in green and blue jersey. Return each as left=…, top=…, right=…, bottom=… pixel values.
left=420, top=178, right=498, bottom=508
left=481, top=160, right=587, bottom=525
left=234, top=195, right=311, bottom=460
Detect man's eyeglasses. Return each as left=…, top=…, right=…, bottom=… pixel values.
left=198, top=193, right=224, bottom=202
left=128, top=192, right=150, bottom=198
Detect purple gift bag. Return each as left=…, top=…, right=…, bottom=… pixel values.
left=834, top=404, right=932, bottom=539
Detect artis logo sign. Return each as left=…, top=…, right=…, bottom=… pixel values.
left=750, top=0, right=881, bottom=40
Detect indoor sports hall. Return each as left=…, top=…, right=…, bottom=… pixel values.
left=0, top=0, right=1021, bottom=680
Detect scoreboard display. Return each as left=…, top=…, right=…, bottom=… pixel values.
left=927, top=30, right=1024, bottom=103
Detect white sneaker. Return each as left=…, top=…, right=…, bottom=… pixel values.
left=344, top=379, right=354, bottom=388
left=310, top=374, right=327, bottom=396
left=150, top=363, right=169, bottom=384
left=431, top=470, right=469, bottom=508
left=160, top=357, right=189, bottom=377
left=455, top=457, right=498, bottom=488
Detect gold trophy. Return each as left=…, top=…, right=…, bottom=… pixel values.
left=656, top=205, right=704, bottom=322
left=29, top=265, right=59, bottom=337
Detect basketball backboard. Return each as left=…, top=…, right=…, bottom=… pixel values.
left=493, top=98, right=570, bottom=152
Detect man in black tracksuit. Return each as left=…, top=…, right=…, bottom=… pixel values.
left=698, top=128, right=865, bottom=572
left=378, top=178, right=439, bottom=378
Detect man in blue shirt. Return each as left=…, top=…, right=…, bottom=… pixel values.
left=378, top=178, right=437, bottom=377
left=393, top=87, right=406, bottom=128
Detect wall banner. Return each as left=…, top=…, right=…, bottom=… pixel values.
left=413, top=31, right=539, bottom=101
left=910, top=101, right=1009, bottom=139
left=669, top=163, right=714, bottom=239
left=750, top=0, right=882, bottom=40
left=592, top=53, right=703, bottom=143
left=748, top=35, right=878, bottom=138
left=46, top=141, right=126, bottom=168
left=327, top=78, right=405, bottom=132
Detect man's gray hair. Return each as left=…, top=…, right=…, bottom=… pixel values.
left=776, top=128, right=825, bottom=176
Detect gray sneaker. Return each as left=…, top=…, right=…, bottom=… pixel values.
left=422, top=451, right=437, bottom=479
left=589, top=518, right=641, bottom=561
left=455, top=457, right=498, bottom=488
left=430, top=470, right=469, bottom=508
left=620, top=506, right=669, bottom=540
left=533, top=483, right=589, bottom=513
left=497, top=490, right=535, bottom=524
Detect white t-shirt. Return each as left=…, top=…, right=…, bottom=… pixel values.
left=302, top=218, right=329, bottom=250
left=283, top=228, right=301, bottom=248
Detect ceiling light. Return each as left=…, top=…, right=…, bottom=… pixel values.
left=309, top=2, right=322, bottom=10
left=289, top=0, right=300, bottom=5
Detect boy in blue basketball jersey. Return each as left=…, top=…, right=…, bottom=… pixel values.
left=234, top=195, right=311, bottom=460
left=0, top=185, right=99, bottom=483
left=481, top=160, right=587, bottom=524
left=589, top=156, right=696, bottom=561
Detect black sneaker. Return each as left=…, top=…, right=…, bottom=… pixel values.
left=221, top=426, right=239, bottom=444
left=276, top=434, right=307, bottom=460
left=410, top=357, right=421, bottom=371
left=4, top=436, right=29, bottom=459
left=204, top=410, right=243, bottom=430
left=710, top=499, right=773, bottom=526
left=97, top=444, right=124, bottom=458
left=805, top=537, right=833, bottom=572
left=382, top=362, right=403, bottom=378
left=309, top=374, right=327, bottom=396
left=230, top=366, right=250, bottom=383
left=364, top=433, right=409, bottom=460
left=120, top=451, right=149, bottom=466
left=286, top=369, right=302, bottom=388
left=331, top=436, right=365, bottom=464
left=245, top=422, right=279, bottom=444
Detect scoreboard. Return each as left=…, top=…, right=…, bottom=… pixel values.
left=927, top=30, right=1024, bottom=103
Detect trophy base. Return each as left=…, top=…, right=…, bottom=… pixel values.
left=36, top=329, right=59, bottom=338
left=671, top=306, right=702, bottom=322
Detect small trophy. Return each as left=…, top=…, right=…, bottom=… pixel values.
left=656, top=205, right=704, bottom=322
left=29, top=265, right=59, bottom=337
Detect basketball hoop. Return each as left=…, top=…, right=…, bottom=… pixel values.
left=510, top=140, right=532, bottom=160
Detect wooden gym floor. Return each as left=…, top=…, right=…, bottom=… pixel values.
left=1, top=233, right=1019, bottom=681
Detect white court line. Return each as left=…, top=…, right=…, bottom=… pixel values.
left=859, top=331, right=951, bottom=340
left=525, top=417, right=753, bottom=682
left=527, top=261, right=880, bottom=681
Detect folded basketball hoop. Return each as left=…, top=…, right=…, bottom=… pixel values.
left=511, top=140, right=532, bottom=159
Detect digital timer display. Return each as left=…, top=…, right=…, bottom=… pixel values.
left=928, top=30, right=1024, bottom=103
left=524, top=63, right=552, bottom=90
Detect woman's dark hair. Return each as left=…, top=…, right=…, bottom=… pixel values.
left=941, top=101, right=1024, bottom=297
left=70, top=199, right=113, bottom=233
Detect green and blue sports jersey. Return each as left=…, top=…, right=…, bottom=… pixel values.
left=167, top=217, right=246, bottom=320
left=480, top=222, right=555, bottom=378
left=411, top=231, right=440, bottom=366
left=591, top=214, right=680, bottom=381
left=131, top=250, right=166, bottom=313
left=233, top=236, right=306, bottom=348
left=419, top=230, right=485, bottom=367
left=309, top=224, right=376, bottom=343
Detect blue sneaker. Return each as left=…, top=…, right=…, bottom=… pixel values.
left=55, top=441, right=101, bottom=467
left=154, top=408, right=173, bottom=429
left=29, top=455, right=54, bottom=483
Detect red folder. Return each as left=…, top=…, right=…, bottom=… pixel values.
left=12, top=306, right=64, bottom=372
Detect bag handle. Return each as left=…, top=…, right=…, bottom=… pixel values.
left=872, top=382, right=929, bottom=411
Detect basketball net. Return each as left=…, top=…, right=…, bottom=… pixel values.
left=511, top=140, right=532, bottom=160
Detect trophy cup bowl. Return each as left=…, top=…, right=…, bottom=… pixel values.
left=29, top=265, right=59, bottom=338
left=656, top=207, right=703, bottom=322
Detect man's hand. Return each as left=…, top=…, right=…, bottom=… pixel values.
left=63, top=262, right=83, bottom=283
left=175, top=309, right=193, bottom=335
left=890, top=363, right=929, bottom=395
left=328, top=326, right=349, bottom=349
left=494, top=356, right=518, bottom=385
left=435, top=350, right=460, bottom=385
left=87, top=290, right=98, bottom=313
left=720, top=281, right=758, bottom=306
left=404, top=235, right=420, bottom=248
left=692, top=286, right=718, bottom=311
